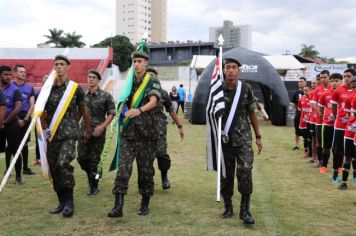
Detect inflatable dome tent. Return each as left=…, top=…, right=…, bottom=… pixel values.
left=191, top=47, right=289, bottom=126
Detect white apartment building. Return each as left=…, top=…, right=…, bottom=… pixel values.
left=209, top=20, right=251, bottom=49
left=116, top=0, right=167, bottom=44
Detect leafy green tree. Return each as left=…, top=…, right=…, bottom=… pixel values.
left=299, top=44, right=320, bottom=58
left=93, top=35, right=134, bottom=72
left=60, top=32, right=86, bottom=48
left=44, top=28, right=64, bottom=47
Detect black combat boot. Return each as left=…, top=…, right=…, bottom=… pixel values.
left=161, top=171, right=171, bottom=190
left=220, top=197, right=233, bottom=219
left=107, top=194, right=124, bottom=218
left=137, top=195, right=150, bottom=216
left=49, top=191, right=65, bottom=214
left=88, top=177, right=99, bottom=195
left=62, top=188, right=74, bottom=217
left=239, top=194, right=255, bottom=224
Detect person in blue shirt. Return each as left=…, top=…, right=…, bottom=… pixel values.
left=177, top=84, right=186, bottom=114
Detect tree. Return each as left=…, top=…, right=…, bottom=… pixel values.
left=60, top=32, right=86, bottom=48
left=44, top=28, right=64, bottom=47
left=298, top=44, right=320, bottom=58
left=93, top=35, right=134, bottom=72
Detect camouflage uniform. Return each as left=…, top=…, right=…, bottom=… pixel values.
left=113, top=74, right=161, bottom=197
left=77, top=88, right=116, bottom=181
left=153, top=89, right=173, bottom=172
left=220, top=81, right=256, bottom=198
left=45, top=80, right=85, bottom=192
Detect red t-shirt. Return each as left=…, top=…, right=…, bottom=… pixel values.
left=352, top=97, right=356, bottom=144
left=312, top=85, right=331, bottom=125
left=318, top=89, right=334, bottom=126
left=331, top=84, right=354, bottom=130
left=308, top=89, right=317, bottom=124
left=344, top=92, right=356, bottom=139
left=298, top=95, right=310, bottom=129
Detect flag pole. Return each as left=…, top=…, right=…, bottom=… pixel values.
left=216, top=34, right=224, bottom=202
left=0, top=117, right=37, bottom=192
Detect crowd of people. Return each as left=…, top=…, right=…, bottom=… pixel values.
left=292, top=69, right=356, bottom=189
left=0, top=51, right=185, bottom=218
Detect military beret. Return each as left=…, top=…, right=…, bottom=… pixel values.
left=223, top=57, right=242, bottom=67
left=131, top=51, right=149, bottom=60
left=146, top=67, right=158, bottom=75
left=54, top=55, right=70, bottom=65
left=88, top=69, right=102, bottom=80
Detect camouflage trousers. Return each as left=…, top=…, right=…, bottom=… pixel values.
left=221, top=142, right=254, bottom=198
left=156, top=127, right=171, bottom=172
left=77, top=135, right=105, bottom=180
left=47, top=139, right=76, bottom=192
left=113, top=138, right=157, bottom=196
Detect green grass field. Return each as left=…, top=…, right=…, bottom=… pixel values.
left=1, top=116, right=356, bottom=236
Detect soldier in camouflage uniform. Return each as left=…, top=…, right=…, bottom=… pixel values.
left=46, top=55, right=91, bottom=218
left=220, top=57, right=263, bottom=225
left=146, top=67, right=184, bottom=189
left=77, top=70, right=116, bottom=195
left=108, top=51, right=161, bottom=218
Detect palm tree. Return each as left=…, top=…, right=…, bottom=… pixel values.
left=60, top=32, right=86, bottom=48
left=43, top=28, right=64, bottom=47
left=299, top=44, right=320, bottom=58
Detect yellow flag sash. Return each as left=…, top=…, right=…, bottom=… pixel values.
left=48, top=80, right=78, bottom=142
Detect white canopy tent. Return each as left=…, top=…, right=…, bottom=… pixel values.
left=263, top=55, right=305, bottom=76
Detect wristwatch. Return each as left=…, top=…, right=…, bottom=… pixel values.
left=256, top=134, right=262, bottom=139
left=177, top=124, right=183, bottom=129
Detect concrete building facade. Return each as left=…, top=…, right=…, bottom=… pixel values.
left=209, top=20, right=251, bottom=49
left=116, top=0, right=167, bottom=44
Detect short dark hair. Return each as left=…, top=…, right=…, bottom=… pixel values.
left=344, top=69, right=356, bottom=76
left=13, top=64, right=25, bottom=72
left=320, top=70, right=330, bottom=76
left=330, top=73, right=343, bottom=81
left=179, top=84, right=183, bottom=87
left=316, top=74, right=320, bottom=78
left=0, top=65, right=12, bottom=74
left=299, top=77, right=307, bottom=81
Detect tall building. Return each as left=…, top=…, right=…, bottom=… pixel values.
left=116, top=0, right=167, bottom=44
left=209, top=20, right=251, bottom=49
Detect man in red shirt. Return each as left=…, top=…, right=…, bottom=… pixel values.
left=298, top=86, right=311, bottom=157
left=339, top=76, right=356, bottom=190
left=330, top=69, right=356, bottom=183
left=308, top=77, right=321, bottom=162
left=310, top=70, right=330, bottom=167
left=318, top=73, right=342, bottom=173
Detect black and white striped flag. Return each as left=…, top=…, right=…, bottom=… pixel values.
left=206, top=49, right=226, bottom=176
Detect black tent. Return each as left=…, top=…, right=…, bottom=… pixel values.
left=191, top=47, right=289, bottom=126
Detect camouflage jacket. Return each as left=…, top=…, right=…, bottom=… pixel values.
left=123, top=74, right=161, bottom=140
left=222, top=81, right=256, bottom=147
left=153, top=89, right=173, bottom=131
left=83, top=88, right=116, bottom=131
left=45, top=80, right=85, bottom=141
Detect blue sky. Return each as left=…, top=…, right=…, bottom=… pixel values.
left=1, top=0, right=355, bottom=61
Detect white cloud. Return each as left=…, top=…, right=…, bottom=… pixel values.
left=0, top=0, right=355, bottom=58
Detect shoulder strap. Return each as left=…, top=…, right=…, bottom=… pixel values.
left=48, top=80, right=78, bottom=142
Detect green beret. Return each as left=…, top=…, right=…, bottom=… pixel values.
left=54, top=55, right=70, bottom=65
left=131, top=51, right=149, bottom=60
left=223, top=57, right=241, bottom=67
left=88, top=69, right=102, bottom=80
left=146, top=67, right=158, bottom=75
